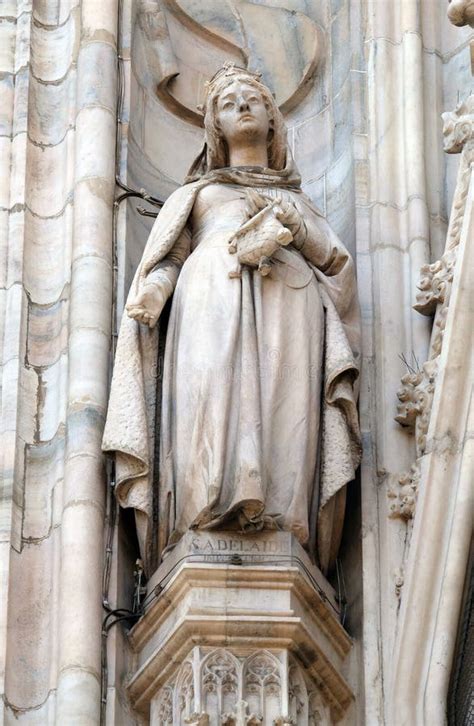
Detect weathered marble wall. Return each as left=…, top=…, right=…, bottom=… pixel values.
left=0, top=0, right=117, bottom=722
left=0, top=1, right=472, bottom=724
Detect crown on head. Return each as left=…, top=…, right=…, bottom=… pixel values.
left=196, top=62, right=264, bottom=114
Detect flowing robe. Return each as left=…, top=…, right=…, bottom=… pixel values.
left=102, top=167, right=361, bottom=575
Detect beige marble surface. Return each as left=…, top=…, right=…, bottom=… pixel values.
left=0, top=0, right=472, bottom=724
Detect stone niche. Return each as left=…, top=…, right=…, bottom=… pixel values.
left=126, top=532, right=353, bottom=725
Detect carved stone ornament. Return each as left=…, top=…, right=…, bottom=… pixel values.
left=222, top=700, right=263, bottom=725
left=395, top=359, right=437, bottom=457
left=442, top=96, right=474, bottom=154
left=393, top=94, right=474, bottom=523
left=151, top=648, right=332, bottom=726
left=184, top=715, right=210, bottom=726
left=413, top=249, right=456, bottom=316
left=387, top=463, right=420, bottom=521
left=447, top=0, right=474, bottom=27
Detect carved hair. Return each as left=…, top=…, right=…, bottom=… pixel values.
left=187, top=65, right=287, bottom=177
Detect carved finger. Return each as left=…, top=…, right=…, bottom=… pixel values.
left=245, top=188, right=267, bottom=217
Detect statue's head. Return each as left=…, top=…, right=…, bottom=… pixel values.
left=198, top=64, right=287, bottom=171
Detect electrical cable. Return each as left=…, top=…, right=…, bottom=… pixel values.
left=138, top=551, right=341, bottom=619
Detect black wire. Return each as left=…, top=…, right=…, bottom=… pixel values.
left=139, top=552, right=341, bottom=619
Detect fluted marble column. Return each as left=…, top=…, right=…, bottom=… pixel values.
left=55, top=1, right=118, bottom=723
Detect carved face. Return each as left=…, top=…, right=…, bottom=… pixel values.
left=215, top=80, right=270, bottom=149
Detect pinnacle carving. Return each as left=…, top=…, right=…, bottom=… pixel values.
left=442, top=97, right=474, bottom=154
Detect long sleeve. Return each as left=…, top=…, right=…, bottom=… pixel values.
left=141, top=224, right=191, bottom=300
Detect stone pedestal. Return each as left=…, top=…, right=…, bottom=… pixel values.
left=127, top=532, right=353, bottom=724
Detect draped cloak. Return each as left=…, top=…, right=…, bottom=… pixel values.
left=102, top=162, right=361, bottom=575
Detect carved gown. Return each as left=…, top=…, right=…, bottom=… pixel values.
left=159, top=182, right=323, bottom=550
left=103, top=165, right=361, bottom=575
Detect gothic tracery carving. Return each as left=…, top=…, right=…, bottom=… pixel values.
left=151, top=648, right=331, bottom=725
left=393, top=98, right=474, bottom=524
left=178, top=661, right=196, bottom=722
left=202, top=650, right=239, bottom=717
left=154, top=684, right=173, bottom=724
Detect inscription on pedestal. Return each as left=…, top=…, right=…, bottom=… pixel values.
left=190, top=534, right=286, bottom=558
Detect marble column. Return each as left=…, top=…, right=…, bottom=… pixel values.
left=55, top=1, right=118, bottom=723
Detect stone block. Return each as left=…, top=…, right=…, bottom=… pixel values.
left=37, top=354, right=68, bottom=442
left=27, top=298, right=69, bottom=368
left=326, top=149, right=355, bottom=254
left=26, top=137, right=73, bottom=218
left=65, top=406, right=106, bottom=460
left=350, top=69, right=367, bottom=135
left=0, top=19, right=16, bottom=75
left=293, top=106, right=332, bottom=183
left=142, top=92, right=203, bottom=186
left=23, top=433, right=65, bottom=540
left=81, top=1, right=117, bottom=45
left=77, top=42, right=117, bottom=114
left=32, top=0, right=61, bottom=26
left=30, top=10, right=78, bottom=83
left=4, top=205, right=27, bottom=288
left=330, top=2, right=350, bottom=96
left=0, top=76, right=14, bottom=136
left=73, top=180, right=114, bottom=263
left=14, top=10, right=32, bottom=74
left=332, top=74, right=351, bottom=160
left=69, top=255, right=111, bottom=333
left=55, top=668, right=101, bottom=726
left=4, top=535, right=59, bottom=709
left=302, top=175, right=326, bottom=215
left=0, top=210, right=9, bottom=289
left=330, top=0, right=345, bottom=18
left=28, top=72, right=76, bottom=147
left=24, top=207, right=72, bottom=305
left=1, top=358, right=38, bottom=445
left=4, top=691, right=56, bottom=725
left=0, top=137, right=11, bottom=209
left=441, top=12, right=472, bottom=56
left=32, top=0, right=79, bottom=27
left=75, top=107, right=116, bottom=182
left=68, top=328, right=110, bottom=412
left=2, top=281, right=27, bottom=366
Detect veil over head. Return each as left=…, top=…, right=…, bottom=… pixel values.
left=185, top=63, right=300, bottom=187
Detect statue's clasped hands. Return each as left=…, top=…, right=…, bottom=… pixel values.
left=126, top=281, right=168, bottom=328
left=227, top=191, right=307, bottom=278
left=245, top=189, right=307, bottom=249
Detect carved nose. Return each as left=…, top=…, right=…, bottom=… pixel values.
left=238, top=98, right=250, bottom=112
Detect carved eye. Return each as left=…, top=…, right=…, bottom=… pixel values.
left=248, top=96, right=259, bottom=104
left=222, top=101, right=234, bottom=110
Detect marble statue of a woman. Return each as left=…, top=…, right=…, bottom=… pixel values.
left=102, top=65, right=361, bottom=576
